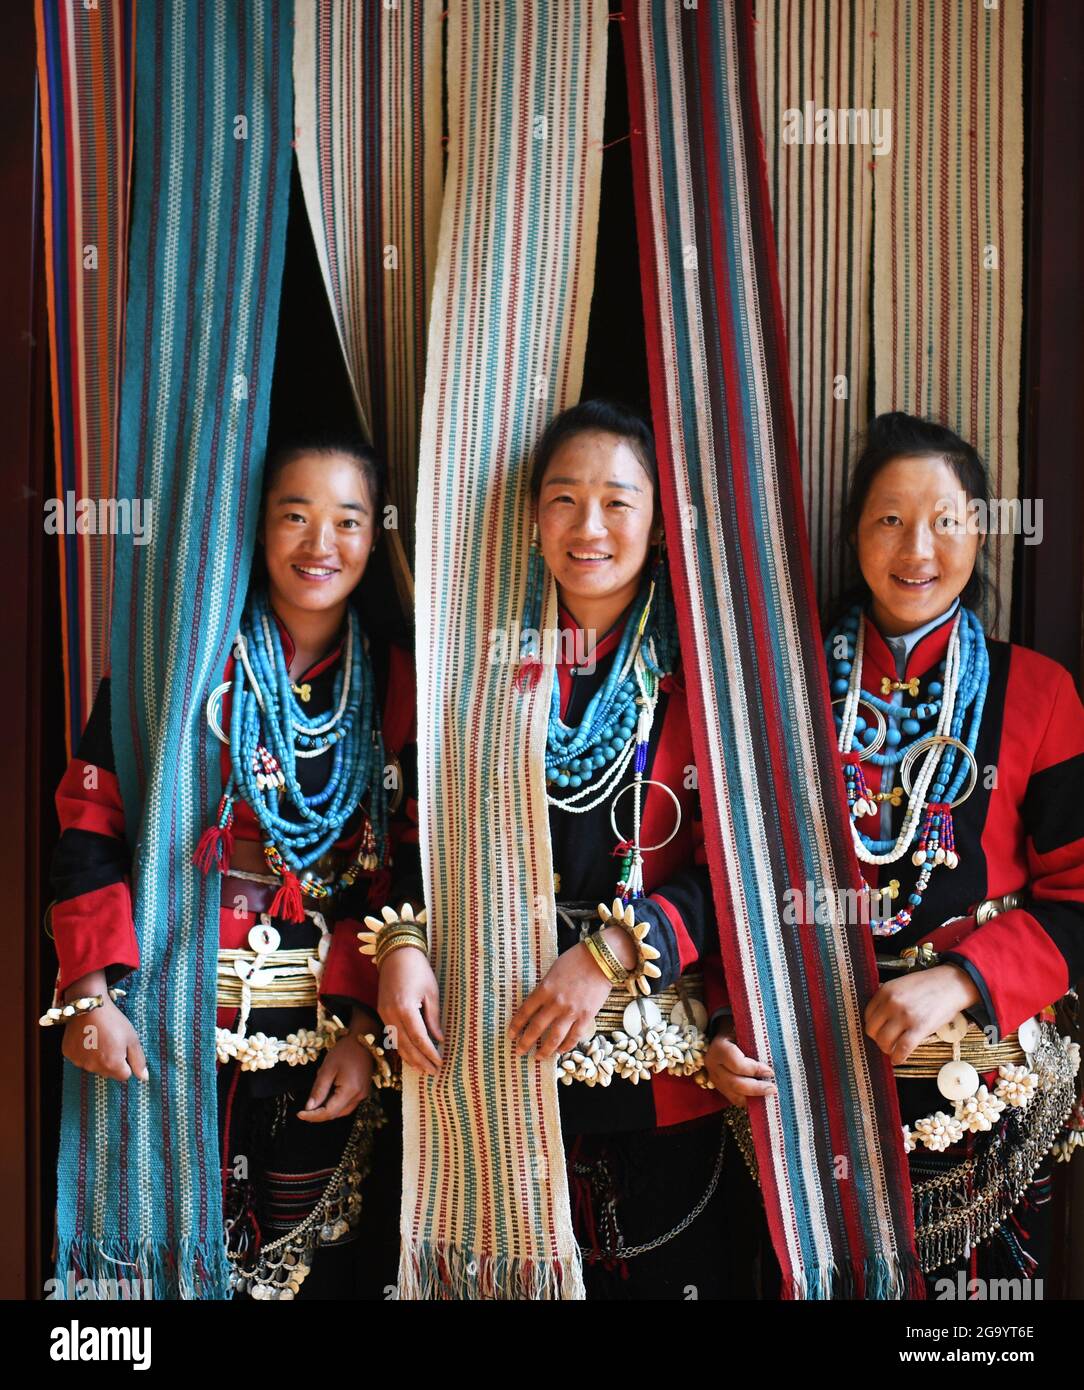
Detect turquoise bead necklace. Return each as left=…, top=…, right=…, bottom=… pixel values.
left=516, top=543, right=681, bottom=903
left=544, top=554, right=678, bottom=806
left=825, top=603, right=989, bottom=935
left=195, top=590, right=388, bottom=921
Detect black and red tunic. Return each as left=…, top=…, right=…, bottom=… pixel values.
left=549, top=603, right=727, bottom=1136
left=49, top=611, right=419, bottom=1026
left=850, top=608, right=1084, bottom=1026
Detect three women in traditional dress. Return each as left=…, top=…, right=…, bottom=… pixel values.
left=46, top=405, right=1083, bottom=1298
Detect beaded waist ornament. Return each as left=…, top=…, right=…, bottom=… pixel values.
left=552, top=905, right=708, bottom=1087
left=726, top=1020, right=1079, bottom=1274
left=196, top=591, right=389, bottom=922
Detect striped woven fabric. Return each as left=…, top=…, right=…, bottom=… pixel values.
left=55, top=0, right=292, bottom=1299
left=408, top=0, right=607, bottom=1300
left=293, top=0, right=443, bottom=570
left=622, top=0, right=921, bottom=1298
left=752, top=0, right=876, bottom=614
left=872, top=0, right=1023, bottom=640
left=34, top=0, right=135, bottom=754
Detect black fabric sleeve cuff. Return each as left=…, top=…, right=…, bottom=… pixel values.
left=942, top=951, right=997, bottom=1035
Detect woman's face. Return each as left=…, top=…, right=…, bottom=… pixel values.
left=260, top=452, right=376, bottom=615
left=855, top=454, right=983, bottom=637
left=535, top=430, right=659, bottom=613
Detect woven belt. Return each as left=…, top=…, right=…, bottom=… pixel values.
left=893, top=1025, right=1025, bottom=1079
left=216, top=948, right=321, bottom=1012
left=593, top=973, right=706, bottom=1033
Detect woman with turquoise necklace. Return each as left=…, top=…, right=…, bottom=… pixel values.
left=365, top=398, right=742, bottom=1299
left=712, top=412, right=1084, bottom=1295
left=46, top=434, right=420, bottom=1298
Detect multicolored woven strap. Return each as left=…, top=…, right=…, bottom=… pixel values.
left=55, top=0, right=292, bottom=1299
left=293, top=0, right=443, bottom=568
left=407, top=0, right=607, bottom=1300
left=34, top=0, right=135, bottom=753
left=622, top=0, right=922, bottom=1298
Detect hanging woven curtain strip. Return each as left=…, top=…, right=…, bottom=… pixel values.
left=752, top=0, right=876, bottom=615
left=621, top=0, right=922, bottom=1300
left=34, top=0, right=136, bottom=755
left=55, top=0, right=293, bottom=1301
left=872, top=0, right=1023, bottom=640
left=407, top=0, right=607, bottom=1301
left=293, top=0, right=443, bottom=572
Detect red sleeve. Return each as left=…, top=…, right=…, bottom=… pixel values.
left=944, top=663, right=1084, bottom=1034
left=51, top=759, right=140, bottom=993
left=319, top=920, right=380, bottom=1016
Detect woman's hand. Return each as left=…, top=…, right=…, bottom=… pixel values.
left=60, top=971, right=148, bottom=1083
left=376, top=948, right=443, bottom=1077
left=300, top=1012, right=374, bottom=1122
left=509, top=928, right=635, bottom=1059
left=864, top=963, right=982, bottom=1065
left=704, top=1025, right=776, bottom=1108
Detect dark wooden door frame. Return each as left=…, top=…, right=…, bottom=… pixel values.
left=1019, top=0, right=1084, bottom=1301
left=1018, top=0, right=1084, bottom=683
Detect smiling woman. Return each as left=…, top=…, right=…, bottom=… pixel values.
left=255, top=436, right=382, bottom=636
left=727, top=411, right=1084, bottom=1293
left=45, top=435, right=421, bottom=1299
left=372, top=398, right=755, bottom=1299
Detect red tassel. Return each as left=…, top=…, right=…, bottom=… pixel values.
left=514, top=657, right=542, bottom=692
left=270, top=870, right=305, bottom=923
left=193, top=824, right=232, bottom=875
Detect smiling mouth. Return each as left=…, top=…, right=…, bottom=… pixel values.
left=293, top=564, right=340, bottom=580
left=891, top=573, right=937, bottom=588
left=568, top=551, right=613, bottom=562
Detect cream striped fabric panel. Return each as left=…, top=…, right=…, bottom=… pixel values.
left=755, top=0, right=1024, bottom=639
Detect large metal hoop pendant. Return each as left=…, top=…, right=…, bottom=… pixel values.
left=206, top=681, right=233, bottom=746
left=831, top=696, right=887, bottom=760
left=900, top=734, right=979, bottom=809
left=609, top=780, right=683, bottom=852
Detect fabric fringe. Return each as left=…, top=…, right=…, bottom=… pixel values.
left=782, top=1254, right=926, bottom=1303
left=397, top=1237, right=585, bottom=1303
left=53, top=1236, right=231, bottom=1301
